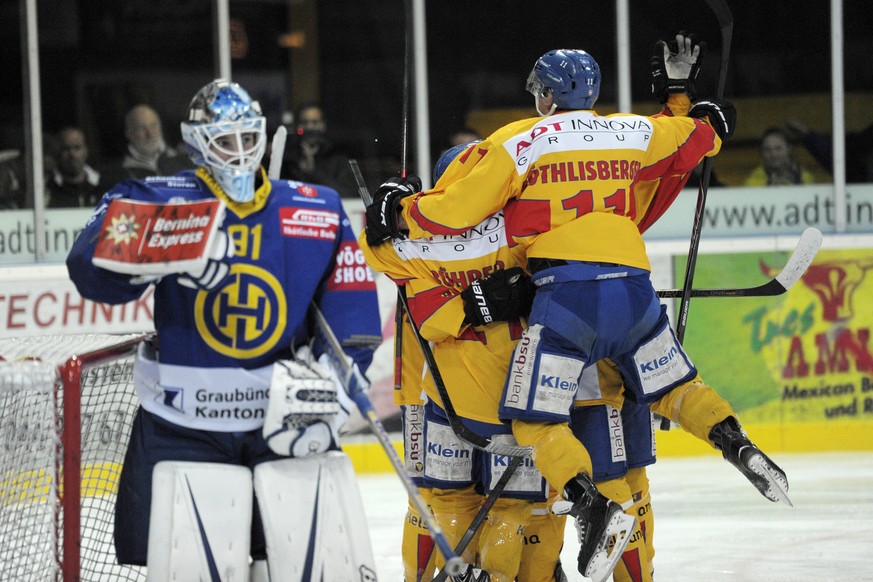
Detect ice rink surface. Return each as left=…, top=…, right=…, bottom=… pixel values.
left=359, top=451, right=873, bottom=581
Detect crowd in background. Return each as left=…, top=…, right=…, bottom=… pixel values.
left=2, top=101, right=873, bottom=211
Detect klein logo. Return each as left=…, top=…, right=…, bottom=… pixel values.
left=427, top=443, right=471, bottom=459
left=638, top=346, right=678, bottom=373
left=539, top=374, right=577, bottom=391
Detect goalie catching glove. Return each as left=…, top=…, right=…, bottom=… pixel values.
left=460, top=267, right=536, bottom=326
left=364, top=175, right=422, bottom=246
left=263, top=346, right=354, bottom=457
left=651, top=31, right=706, bottom=103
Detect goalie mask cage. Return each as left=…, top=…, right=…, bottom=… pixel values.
left=0, top=333, right=151, bottom=582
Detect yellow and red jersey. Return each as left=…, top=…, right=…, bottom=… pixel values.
left=402, top=105, right=718, bottom=272
left=361, top=211, right=522, bottom=424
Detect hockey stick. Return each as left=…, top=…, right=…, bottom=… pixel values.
left=352, top=164, right=532, bottom=459
left=657, top=227, right=822, bottom=298
left=431, top=455, right=526, bottom=582
left=675, top=0, right=734, bottom=343
left=267, top=126, right=287, bottom=181
left=310, top=302, right=466, bottom=578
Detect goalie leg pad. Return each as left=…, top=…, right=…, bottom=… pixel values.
left=147, top=461, right=253, bottom=582
left=254, top=452, right=378, bottom=582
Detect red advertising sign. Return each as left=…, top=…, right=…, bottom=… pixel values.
left=92, top=198, right=225, bottom=275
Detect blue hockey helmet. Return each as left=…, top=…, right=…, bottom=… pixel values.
left=181, top=79, right=267, bottom=202
left=526, top=49, right=601, bottom=111
left=433, top=141, right=481, bottom=184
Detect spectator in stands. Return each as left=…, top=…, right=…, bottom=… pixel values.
left=102, top=104, right=191, bottom=184
left=447, top=126, right=481, bottom=147
left=788, top=118, right=873, bottom=183
left=46, top=126, right=108, bottom=208
left=280, top=102, right=357, bottom=198
left=743, top=127, right=816, bottom=186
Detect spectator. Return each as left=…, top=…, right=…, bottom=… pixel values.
left=46, top=126, right=108, bottom=208
left=743, top=127, right=816, bottom=186
left=280, top=103, right=357, bottom=198
left=101, top=104, right=191, bottom=184
left=447, top=126, right=481, bottom=148
left=788, top=118, right=873, bottom=183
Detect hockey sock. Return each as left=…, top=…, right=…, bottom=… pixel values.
left=429, top=485, right=484, bottom=566
left=511, top=419, right=592, bottom=492
left=624, top=467, right=655, bottom=576
left=518, top=497, right=567, bottom=582
left=402, top=488, right=437, bottom=582
left=650, top=375, right=736, bottom=443
left=477, top=497, right=531, bottom=582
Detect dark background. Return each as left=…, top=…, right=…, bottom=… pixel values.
left=2, top=0, right=872, bottom=174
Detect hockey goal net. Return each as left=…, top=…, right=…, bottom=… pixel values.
left=0, top=333, right=151, bottom=582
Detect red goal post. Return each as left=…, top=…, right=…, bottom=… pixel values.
left=0, top=333, right=152, bottom=582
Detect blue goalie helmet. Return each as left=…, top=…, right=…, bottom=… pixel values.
left=181, top=79, right=267, bottom=202
left=433, top=140, right=481, bottom=184
left=526, top=49, right=601, bottom=111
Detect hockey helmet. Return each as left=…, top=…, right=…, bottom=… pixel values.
left=181, top=79, right=267, bottom=202
left=526, top=49, right=601, bottom=111
left=432, top=140, right=481, bottom=184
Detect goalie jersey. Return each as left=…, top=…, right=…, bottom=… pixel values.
left=67, top=168, right=381, bottom=432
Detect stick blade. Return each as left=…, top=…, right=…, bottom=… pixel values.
left=774, top=227, right=823, bottom=291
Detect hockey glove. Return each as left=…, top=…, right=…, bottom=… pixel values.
left=177, top=230, right=234, bottom=291
left=460, top=267, right=536, bottom=327
left=689, top=99, right=736, bottom=141
left=263, top=346, right=341, bottom=457
left=364, top=175, right=422, bottom=246
left=651, top=32, right=706, bottom=103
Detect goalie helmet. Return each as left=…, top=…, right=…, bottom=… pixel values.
left=526, top=49, right=601, bottom=112
left=181, top=79, right=267, bottom=202
left=432, top=140, right=481, bottom=184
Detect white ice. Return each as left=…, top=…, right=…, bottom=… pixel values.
left=359, top=451, right=873, bottom=581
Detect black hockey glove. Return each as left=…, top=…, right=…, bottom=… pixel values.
left=364, top=175, right=422, bottom=246
left=689, top=99, right=736, bottom=141
left=651, top=32, right=706, bottom=103
left=460, top=267, right=536, bottom=327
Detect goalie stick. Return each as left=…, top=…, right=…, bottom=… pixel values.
left=676, top=0, right=734, bottom=343
left=309, top=302, right=466, bottom=578
left=657, top=227, right=822, bottom=298
left=351, top=161, right=532, bottom=459
left=267, top=125, right=287, bottom=181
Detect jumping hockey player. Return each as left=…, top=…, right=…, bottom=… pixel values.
left=66, top=79, right=382, bottom=581
left=364, top=45, right=791, bottom=581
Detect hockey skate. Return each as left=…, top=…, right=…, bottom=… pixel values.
left=452, top=565, right=490, bottom=581
left=709, top=417, right=793, bottom=506
left=555, top=473, right=636, bottom=582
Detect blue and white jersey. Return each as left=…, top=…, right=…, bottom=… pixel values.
left=67, top=168, right=381, bottom=432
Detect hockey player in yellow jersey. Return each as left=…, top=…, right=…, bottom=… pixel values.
left=365, top=44, right=792, bottom=581
left=364, top=143, right=561, bottom=582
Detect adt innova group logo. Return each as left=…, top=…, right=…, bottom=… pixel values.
left=194, top=263, right=286, bottom=358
